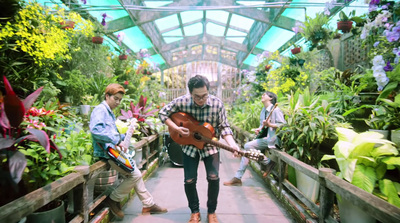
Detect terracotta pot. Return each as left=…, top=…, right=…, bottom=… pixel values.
left=337, top=21, right=353, bottom=33
left=291, top=47, right=301, bottom=54
left=92, top=36, right=104, bottom=44
left=60, top=20, right=75, bottom=30
left=119, top=54, right=128, bottom=60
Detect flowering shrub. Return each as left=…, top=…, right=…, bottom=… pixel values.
left=0, top=2, right=93, bottom=96
left=360, top=1, right=400, bottom=90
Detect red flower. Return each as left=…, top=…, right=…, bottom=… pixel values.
left=124, top=81, right=129, bottom=85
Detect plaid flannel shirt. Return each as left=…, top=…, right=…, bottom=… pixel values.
left=159, top=94, right=233, bottom=159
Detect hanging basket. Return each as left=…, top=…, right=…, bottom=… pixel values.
left=119, top=54, right=128, bottom=60
left=291, top=47, right=301, bottom=54
left=337, top=21, right=353, bottom=33
left=92, top=36, right=104, bottom=44
left=60, top=20, right=75, bottom=30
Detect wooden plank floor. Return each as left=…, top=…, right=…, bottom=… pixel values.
left=112, top=148, right=295, bottom=223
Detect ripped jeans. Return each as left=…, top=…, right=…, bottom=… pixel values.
left=183, top=152, right=220, bottom=214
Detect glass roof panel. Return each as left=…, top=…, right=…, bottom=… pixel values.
left=230, top=14, right=254, bottom=31
left=145, top=54, right=165, bottom=66
left=184, top=23, right=203, bottom=36
left=155, top=14, right=179, bottom=31
left=256, top=26, right=295, bottom=52
left=206, top=10, right=229, bottom=24
left=243, top=54, right=258, bottom=67
left=226, top=37, right=246, bottom=44
left=226, top=28, right=247, bottom=37
left=206, top=22, right=225, bottom=36
left=163, top=29, right=184, bottom=43
left=143, top=1, right=173, bottom=7
left=117, top=27, right=153, bottom=52
left=80, top=0, right=128, bottom=23
left=181, top=11, right=203, bottom=23
left=35, top=0, right=66, bottom=9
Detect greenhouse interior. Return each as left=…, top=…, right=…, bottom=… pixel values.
left=0, top=0, right=400, bottom=223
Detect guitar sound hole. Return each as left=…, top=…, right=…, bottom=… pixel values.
left=193, top=133, right=201, bottom=140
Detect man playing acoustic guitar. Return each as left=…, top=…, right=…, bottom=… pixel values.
left=159, top=75, right=240, bottom=223
left=224, top=91, right=286, bottom=186
left=90, top=83, right=167, bottom=219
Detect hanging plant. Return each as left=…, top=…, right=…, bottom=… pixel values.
left=92, top=36, right=104, bottom=44
left=60, top=20, right=75, bottom=29
left=119, top=54, right=128, bottom=60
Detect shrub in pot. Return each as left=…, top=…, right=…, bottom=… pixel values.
left=321, top=127, right=400, bottom=209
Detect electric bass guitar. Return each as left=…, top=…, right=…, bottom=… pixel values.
left=107, top=118, right=138, bottom=172
left=169, top=112, right=266, bottom=162
left=255, top=103, right=278, bottom=139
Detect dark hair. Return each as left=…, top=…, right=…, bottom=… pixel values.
left=265, top=91, right=277, bottom=105
left=188, top=75, right=210, bottom=93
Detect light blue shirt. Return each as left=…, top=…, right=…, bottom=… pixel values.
left=260, top=104, right=286, bottom=147
left=90, top=101, right=125, bottom=159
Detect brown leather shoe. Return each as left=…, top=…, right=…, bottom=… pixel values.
left=207, top=213, right=219, bottom=223
left=262, top=161, right=276, bottom=178
left=142, top=204, right=168, bottom=214
left=105, top=197, right=124, bottom=218
left=223, top=177, right=242, bottom=186
left=188, top=212, right=201, bottom=222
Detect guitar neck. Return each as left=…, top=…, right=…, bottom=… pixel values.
left=121, top=121, right=136, bottom=148
left=199, top=135, right=245, bottom=156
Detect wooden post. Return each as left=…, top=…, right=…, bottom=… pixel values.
left=318, top=168, right=336, bottom=223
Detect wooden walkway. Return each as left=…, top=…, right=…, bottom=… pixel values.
left=112, top=148, right=295, bottom=223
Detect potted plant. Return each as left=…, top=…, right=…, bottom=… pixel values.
left=0, top=76, right=61, bottom=206
left=337, top=10, right=355, bottom=33
left=276, top=88, right=345, bottom=202
left=59, top=20, right=75, bottom=30
left=290, top=43, right=302, bottom=55
left=321, top=127, right=400, bottom=222
left=299, top=12, right=334, bottom=51
left=118, top=95, right=159, bottom=139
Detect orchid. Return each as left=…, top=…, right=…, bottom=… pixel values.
left=372, top=55, right=390, bottom=91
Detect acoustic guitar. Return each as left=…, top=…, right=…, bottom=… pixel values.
left=169, top=112, right=266, bottom=162
left=255, top=103, right=278, bottom=139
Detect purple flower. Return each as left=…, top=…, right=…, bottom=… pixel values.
left=386, top=31, right=400, bottom=42
left=101, top=18, right=106, bottom=26
left=384, top=61, right=394, bottom=72
left=80, top=0, right=87, bottom=4
left=370, top=0, right=380, bottom=5
left=102, top=13, right=108, bottom=18
left=374, top=41, right=380, bottom=47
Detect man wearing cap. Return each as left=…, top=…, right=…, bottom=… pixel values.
left=90, top=83, right=167, bottom=219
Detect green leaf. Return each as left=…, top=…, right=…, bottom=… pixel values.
left=351, top=164, right=376, bottom=193
left=379, top=179, right=400, bottom=208
left=371, top=144, right=398, bottom=158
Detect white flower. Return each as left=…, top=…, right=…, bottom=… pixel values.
left=372, top=55, right=385, bottom=66
left=372, top=65, right=385, bottom=73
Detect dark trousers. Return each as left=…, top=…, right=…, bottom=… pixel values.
left=183, top=152, right=220, bottom=214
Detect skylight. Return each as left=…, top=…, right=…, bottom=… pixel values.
left=256, top=26, right=295, bottom=52
left=206, top=10, right=229, bottom=24
left=184, top=23, right=203, bottom=36
left=163, top=29, right=184, bottom=43
left=155, top=14, right=179, bottom=31
left=230, top=14, right=254, bottom=31
left=181, top=11, right=203, bottom=23
left=206, top=22, right=226, bottom=36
